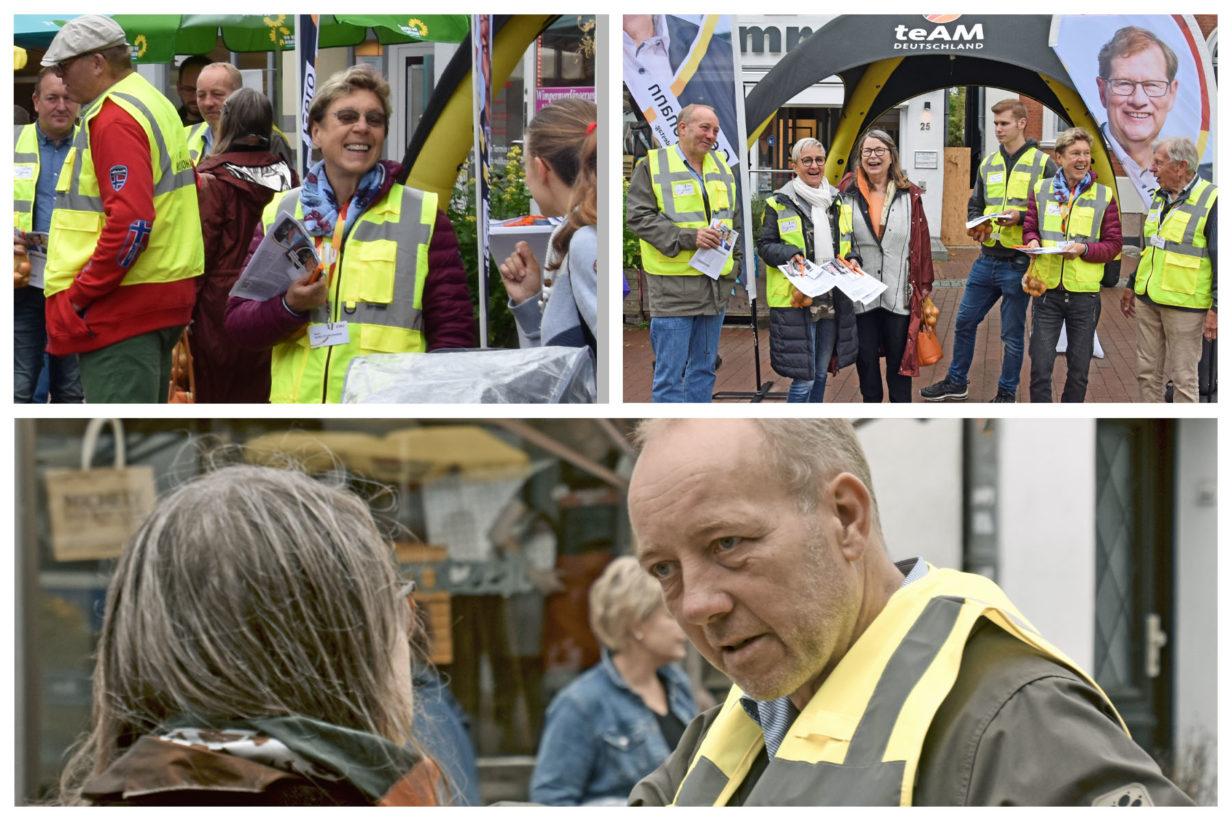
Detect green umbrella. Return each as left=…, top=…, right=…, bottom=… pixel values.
left=107, top=14, right=468, bottom=63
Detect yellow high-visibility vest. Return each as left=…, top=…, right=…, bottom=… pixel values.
left=763, top=195, right=852, bottom=308
left=979, top=146, right=1049, bottom=250
left=1029, top=179, right=1113, bottom=293
left=261, top=183, right=437, bottom=403
left=42, top=71, right=203, bottom=297
left=1135, top=177, right=1217, bottom=310
left=670, top=564, right=1126, bottom=806
left=639, top=147, right=736, bottom=277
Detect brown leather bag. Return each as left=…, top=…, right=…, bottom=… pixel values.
left=917, top=324, right=943, bottom=366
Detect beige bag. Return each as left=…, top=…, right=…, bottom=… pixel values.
left=44, top=418, right=157, bottom=562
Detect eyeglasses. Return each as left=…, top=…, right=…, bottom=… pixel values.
left=796, top=156, right=826, bottom=167
left=1105, top=78, right=1171, bottom=98
left=332, top=108, right=388, bottom=128
left=861, top=147, right=888, bottom=158
left=51, top=51, right=96, bottom=77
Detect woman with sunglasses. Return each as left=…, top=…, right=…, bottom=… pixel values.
left=225, top=65, right=474, bottom=403
left=755, top=137, right=857, bottom=402
left=57, top=464, right=447, bottom=805
left=839, top=129, right=935, bottom=403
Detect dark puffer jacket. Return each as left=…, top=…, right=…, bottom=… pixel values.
left=194, top=149, right=297, bottom=402
left=755, top=183, right=857, bottom=381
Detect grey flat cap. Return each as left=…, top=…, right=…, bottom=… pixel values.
left=42, top=15, right=129, bottom=66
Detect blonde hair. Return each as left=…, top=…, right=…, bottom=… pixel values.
left=1054, top=127, right=1093, bottom=157
left=58, top=464, right=413, bottom=804
left=309, top=64, right=392, bottom=127
left=588, top=556, right=664, bottom=652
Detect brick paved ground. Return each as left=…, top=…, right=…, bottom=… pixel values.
left=623, top=247, right=1144, bottom=403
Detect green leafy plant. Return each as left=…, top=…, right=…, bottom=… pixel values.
left=448, top=148, right=535, bottom=349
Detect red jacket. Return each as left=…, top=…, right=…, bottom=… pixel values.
left=44, top=98, right=196, bottom=356
left=193, top=150, right=297, bottom=402
left=224, top=161, right=475, bottom=351
left=839, top=173, right=935, bottom=377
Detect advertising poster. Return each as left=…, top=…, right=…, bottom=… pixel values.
left=1052, top=15, right=1215, bottom=208
left=472, top=14, right=494, bottom=347
left=296, top=14, right=321, bottom=181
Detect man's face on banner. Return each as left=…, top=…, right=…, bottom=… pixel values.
left=679, top=108, right=720, bottom=159
left=1097, top=44, right=1178, bottom=153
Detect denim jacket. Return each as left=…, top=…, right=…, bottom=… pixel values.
left=530, top=650, right=698, bottom=805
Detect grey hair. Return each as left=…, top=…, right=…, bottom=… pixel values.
left=677, top=103, right=716, bottom=132
left=1152, top=136, right=1200, bottom=175
left=588, top=556, right=665, bottom=653
left=790, top=137, right=826, bottom=164
left=211, top=87, right=273, bottom=156
left=634, top=419, right=880, bottom=520
left=1053, top=126, right=1093, bottom=157
left=58, top=464, right=413, bottom=804
left=201, top=62, right=244, bottom=93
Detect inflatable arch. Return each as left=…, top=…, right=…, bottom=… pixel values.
left=400, top=14, right=558, bottom=200
left=743, top=15, right=1118, bottom=196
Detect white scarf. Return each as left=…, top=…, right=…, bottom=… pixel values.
left=789, top=177, right=836, bottom=264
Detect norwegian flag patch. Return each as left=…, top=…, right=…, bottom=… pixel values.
left=109, top=164, right=129, bottom=191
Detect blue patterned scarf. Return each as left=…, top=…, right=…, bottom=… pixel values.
left=1050, top=167, right=1094, bottom=203
left=299, top=159, right=387, bottom=238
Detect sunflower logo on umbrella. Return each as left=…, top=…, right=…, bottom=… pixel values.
left=132, top=34, right=149, bottom=59
left=402, top=18, right=429, bottom=38
left=264, top=15, right=292, bottom=48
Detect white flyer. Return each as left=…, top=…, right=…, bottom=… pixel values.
left=776, top=257, right=837, bottom=298
left=965, top=212, right=1015, bottom=230
left=831, top=260, right=888, bottom=305
left=22, top=231, right=49, bottom=290
left=230, top=212, right=321, bottom=301
left=688, top=219, right=738, bottom=280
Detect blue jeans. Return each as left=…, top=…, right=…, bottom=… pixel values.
left=946, top=253, right=1031, bottom=393
left=650, top=313, right=724, bottom=403
left=787, top=316, right=838, bottom=402
left=14, top=287, right=83, bottom=403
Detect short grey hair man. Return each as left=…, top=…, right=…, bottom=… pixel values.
left=1151, top=136, right=1200, bottom=176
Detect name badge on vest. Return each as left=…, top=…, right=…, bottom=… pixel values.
left=1150, top=234, right=1167, bottom=249
left=780, top=218, right=800, bottom=234
left=987, top=171, right=1004, bottom=184
left=1045, top=202, right=1063, bottom=217
left=673, top=182, right=696, bottom=197
left=14, top=165, right=35, bottom=180
left=308, top=321, right=350, bottom=348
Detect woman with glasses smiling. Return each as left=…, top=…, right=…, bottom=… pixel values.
left=838, top=129, right=935, bottom=403
left=755, top=137, right=857, bottom=402
left=225, top=65, right=474, bottom=403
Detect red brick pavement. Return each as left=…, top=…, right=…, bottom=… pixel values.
left=623, top=248, right=1142, bottom=403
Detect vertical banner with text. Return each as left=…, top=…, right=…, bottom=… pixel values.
left=472, top=14, right=494, bottom=347
left=296, top=14, right=321, bottom=181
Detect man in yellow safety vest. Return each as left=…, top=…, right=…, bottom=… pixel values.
left=627, top=104, right=741, bottom=402
left=40, top=15, right=203, bottom=403
left=1120, top=136, right=1217, bottom=402
left=626, top=419, right=1193, bottom=806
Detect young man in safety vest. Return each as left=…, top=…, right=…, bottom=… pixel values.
left=627, top=104, right=741, bottom=403
left=185, top=62, right=294, bottom=168
left=40, top=15, right=203, bottom=403
left=921, top=98, right=1055, bottom=403
left=1022, top=127, right=1122, bottom=403
left=626, top=419, right=1193, bottom=807
left=1120, top=136, right=1217, bottom=403
left=14, top=68, right=84, bottom=403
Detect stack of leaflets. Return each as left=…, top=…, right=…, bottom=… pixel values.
left=776, top=257, right=888, bottom=305
left=230, top=213, right=321, bottom=301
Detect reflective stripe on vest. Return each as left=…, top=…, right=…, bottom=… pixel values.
left=1136, top=178, right=1217, bottom=309
left=980, top=146, right=1048, bottom=250
left=43, top=72, right=203, bottom=296
left=670, top=566, right=1127, bottom=806
left=639, top=147, right=736, bottom=277
left=185, top=121, right=210, bottom=165
left=261, top=183, right=436, bottom=403
left=1030, top=180, right=1111, bottom=293
left=764, top=197, right=808, bottom=308
left=14, top=124, right=41, bottom=232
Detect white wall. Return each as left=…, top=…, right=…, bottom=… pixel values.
left=900, top=90, right=945, bottom=244
left=1172, top=420, right=1217, bottom=782
left=857, top=419, right=963, bottom=570
left=996, top=419, right=1097, bottom=669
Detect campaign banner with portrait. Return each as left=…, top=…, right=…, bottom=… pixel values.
left=472, top=14, right=494, bottom=347
left=622, top=14, right=741, bottom=168
left=295, top=14, right=321, bottom=181
left=1051, top=15, right=1215, bottom=209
